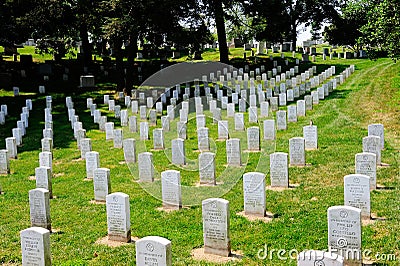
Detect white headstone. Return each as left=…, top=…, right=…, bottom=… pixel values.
left=140, top=122, right=149, bottom=140
left=94, top=168, right=111, bottom=202
left=35, top=167, right=52, bottom=198
left=161, top=170, right=181, bottom=210
left=13, top=86, right=20, bottom=96
left=17, top=120, right=26, bottom=136
left=243, top=172, right=266, bottom=216
left=344, top=174, right=371, bottom=219
left=149, top=109, right=157, bottom=126
left=109, top=100, right=115, bottom=111
left=270, top=152, right=289, bottom=187
left=120, top=110, right=128, bottom=126
left=213, top=108, right=221, bottom=123
left=263, top=120, right=275, bottom=140
left=129, top=116, right=137, bottom=133
left=80, top=138, right=92, bottom=159
left=297, top=100, right=306, bottom=116
left=161, top=116, right=170, bottom=132
left=362, top=136, right=381, bottom=165
left=218, top=120, right=229, bottom=139
left=276, top=110, right=287, bottom=130
left=327, top=206, right=362, bottom=264
left=289, top=137, right=305, bottom=166
left=39, top=152, right=52, bottom=172
left=136, top=236, right=172, bottom=266
left=177, top=121, right=187, bottom=139
left=202, top=198, right=230, bottom=256
left=104, top=95, right=110, bottom=104
left=234, top=113, right=245, bottom=131
left=303, top=125, right=318, bottom=150
left=287, top=105, right=297, bottom=122
left=227, top=103, right=235, bottom=117
left=355, top=152, right=377, bottom=190
left=105, top=122, right=114, bottom=140
left=226, top=138, right=241, bottom=166
left=147, top=97, right=154, bottom=108
left=368, top=124, right=384, bottom=149
left=0, top=150, right=10, bottom=174
left=20, top=227, right=52, bottom=266
left=85, top=151, right=100, bottom=179
left=99, top=116, right=107, bottom=132
left=113, top=129, right=123, bottom=148
left=199, top=152, right=216, bottom=185
left=29, top=188, right=51, bottom=230
left=1, top=104, right=8, bottom=116
left=138, top=152, right=154, bottom=182
left=131, top=100, right=139, bottom=114
left=197, top=127, right=210, bottom=151
left=13, top=128, right=22, bottom=146
left=260, top=102, right=269, bottom=118
left=0, top=111, right=5, bottom=125
left=248, top=107, right=258, bottom=123
left=123, top=139, right=136, bottom=163
left=153, top=129, right=165, bottom=150
left=247, top=126, right=260, bottom=151
left=304, top=95, right=313, bottom=110
left=106, top=192, right=131, bottom=242
left=171, top=138, right=185, bottom=165
left=196, top=115, right=206, bottom=129
left=5, top=137, right=17, bottom=159
left=140, top=105, right=147, bottom=120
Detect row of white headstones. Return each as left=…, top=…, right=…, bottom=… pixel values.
left=18, top=64, right=385, bottom=265
left=0, top=98, right=33, bottom=176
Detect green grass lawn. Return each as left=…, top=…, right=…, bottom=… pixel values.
left=0, top=56, right=399, bottom=265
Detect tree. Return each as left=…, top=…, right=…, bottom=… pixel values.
left=243, top=0, right=290, bottom=44
left=102, top=0, right=191, bottom=91
left=213, top=0, right=229, bottom=63
left=225, top=3, right=258, bottom=44
left=324, top=0, right=370, bottom=50
left=23, top=0, right=76, bottom=61
left=359, top=0, right=400, bottom=61
left=244, top=0, right=341, bottom=50
left=0, top=1, right=35, bottom=50
left=70, top=0, right=105, bottom=67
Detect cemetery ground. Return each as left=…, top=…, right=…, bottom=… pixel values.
left=0, top=56, right=399, bottom=265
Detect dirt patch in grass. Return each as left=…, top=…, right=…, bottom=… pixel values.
left=266, top=184, right=299, bottom=191
left=54, top=172, right=65, bottom=177
left=236, top=211, right=274, bottom=223
left=191, top=248, right=243, bottom=263
left=89, top=200, right=106, bottom=205
left=95, top=236, right=139, bottom=248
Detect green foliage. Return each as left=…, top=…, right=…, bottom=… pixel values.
left=359, top=0, right=400, bottom=61
left=244, top=0, right=341, bottom=45
left=0, top=0, right=36, bottom=47
left=323, top=0, right=370, bottom=50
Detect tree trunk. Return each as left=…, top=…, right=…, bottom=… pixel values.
left=80, top=23, right=92, bottom=66
left=214, top=0, right=229, bottom=63
left=125, top=34, right=138, bottom=94
left=291, top=23, right=297, bottom=52
left=114, top=38, right=125, bottom=92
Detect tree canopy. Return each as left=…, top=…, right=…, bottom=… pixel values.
left=359, top=0, right=400, bottom=61
left=1, top=0, right=398, bottom=65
